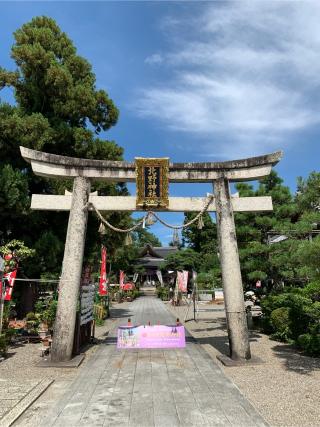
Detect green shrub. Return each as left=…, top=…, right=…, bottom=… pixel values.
left=124, top=291, right=133, bottom=300
left=5, top=328, right=16, bottom=344
left=26, top=312, right=37, bottom=321
left=270, top=307, right=291, bottom=341
left=26, top=311, right=40, bottom=334
left=35, top=300, right=57, bottom=328
left=34, top=300, right=46, bottom=314
left=0, top=334, right=8, bottom=356
left=301, top=281, right=320, bottom=302
left=43, top=300, right=57, bottom=328
left=132, top=289, right=140, bottom=299
left=259, top=315, right=274, bottom=335
left=260, top=282, right=320, bottom=354
left=94, top=317, right=105, bottom=326
left=261, top=292, right=312, bottom=340
left=156, top=287, right=169, bottom=301
left=197, top=271, right=216, bottom=290
left=297, top=333, right=320, bottom=356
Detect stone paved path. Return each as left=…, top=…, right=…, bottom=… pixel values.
left=40, top=296, right=267, bottom=426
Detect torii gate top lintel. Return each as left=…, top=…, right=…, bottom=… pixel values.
left=20, top=146, right=283, bottom=183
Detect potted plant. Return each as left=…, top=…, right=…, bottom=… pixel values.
left=35, top=299, right=57, bottom=336
left=25, top=312, right=40, bottom=335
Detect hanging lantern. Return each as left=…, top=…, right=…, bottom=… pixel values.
left=98, top=222, right=107, bottom=235
left=197, top=215, right=204, bottom=230
left=172, top=229, right=180, bottom=246
left=146, top=212, right=155, bottom=226
left=125, top=233, right=133, bottom=246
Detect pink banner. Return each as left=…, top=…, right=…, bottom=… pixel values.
left=119, top=270, right=125, bottom=289
left=117, top=325, right=185, bottom=349
left=177, top=270, right=188, bottom=292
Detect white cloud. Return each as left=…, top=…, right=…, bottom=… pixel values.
left=134, top=1, right=320, bottom=158
left=144, top=53, right=164, bottom=65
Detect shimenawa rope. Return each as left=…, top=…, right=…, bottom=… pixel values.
left=87, top=194, right=214, bottom=232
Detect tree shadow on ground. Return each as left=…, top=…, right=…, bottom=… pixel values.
left=104, top=336, right=118, bottom=346
left=188, top=314, right=320, bottom=373
left=191, top=335, right=230, bottom=355
left=190, top=316, right=228, bottom=334
left=2, top=339, right=36, bottom=361
left=1, top=351, right=16, bottom=360
left=9, top=340, right=28, bottom=349
left=193, top=332, right=262, bottom=356
left=186, top=316, right=262, bottom=356
left=109, top=307, right=133, bottom=319
left=271, top=342, right=320, bottom=375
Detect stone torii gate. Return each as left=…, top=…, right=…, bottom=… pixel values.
left=20, top=146, right=282, bottom=363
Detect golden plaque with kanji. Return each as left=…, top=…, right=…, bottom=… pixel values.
left=135, top=158, right=169, bottom=208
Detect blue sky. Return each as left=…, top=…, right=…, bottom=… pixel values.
left=1, top=1, right=320, bottom=244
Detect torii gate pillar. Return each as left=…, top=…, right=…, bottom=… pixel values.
left=215, top=177, right=250, bottom=360
left=51, top=176, right=91, bottom=362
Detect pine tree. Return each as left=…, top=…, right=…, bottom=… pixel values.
left=235, top=171, right=299, bottom=288
left=0, top=16, right=124, bottom=277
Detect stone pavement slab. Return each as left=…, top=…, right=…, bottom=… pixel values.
left=0, top=379, right=53, bottom=427
left=33, top=296, right=267, bottom=426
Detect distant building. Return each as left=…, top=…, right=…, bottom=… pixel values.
left=135, top=244, right=178, bottom=285
left=267, top=230, right=320, bottom=244
left=268, top=234, right=288, bottom=244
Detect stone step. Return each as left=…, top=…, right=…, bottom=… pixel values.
left=139, top=287, right=156, bottom=297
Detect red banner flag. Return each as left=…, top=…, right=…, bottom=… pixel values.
left=4, top=269, right=17, bottom=301
left=119, top=270, right=125, bottom=289
left=99, top=246, right=108, bottom=296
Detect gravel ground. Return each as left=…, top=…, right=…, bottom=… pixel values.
left=0, top=337, right=77, bottom=424
left=0, top=302, right=130, bottom=426
left=167, top=301, right=320, bottom=427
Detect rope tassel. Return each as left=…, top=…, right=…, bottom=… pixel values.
left=98, top=222, right=107, bottom=235
left=172, top=229, right=180, bottom=246
left=125, top=233, right=133, bottom=246
left=146, top=212, right=155, bottom=226
left=197, top=215, right=204, bottom=230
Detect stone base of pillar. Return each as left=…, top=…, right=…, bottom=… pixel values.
left=216, top=353, right=264, bottom=367
left=38, top=354, right=85, bottom=368
left=226, top=311, right=251, bottom=360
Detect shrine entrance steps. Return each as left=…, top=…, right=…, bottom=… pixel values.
left=139, top=286, right=156, bottom=297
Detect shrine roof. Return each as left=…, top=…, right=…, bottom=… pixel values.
left=138, top=244, right=178, bottom=259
